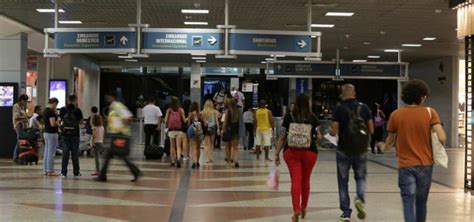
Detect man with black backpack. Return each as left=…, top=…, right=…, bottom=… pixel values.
left=59, top=95, right=84, bottom=178
left=330, top=84, right=374, bottom=222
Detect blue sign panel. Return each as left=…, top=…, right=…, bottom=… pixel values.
left=52, top=29, right=136, bottom=53
left=202, top=67, right=243, bottom=75
left=296, top=78, right=308, bottom=94
left=273, top=63, right=336, bottom=76
left=340, top=64, right=401, bottom=77
left=230, top=31, right=313, bottom=55
left=142, top=29, right=223, bottom=54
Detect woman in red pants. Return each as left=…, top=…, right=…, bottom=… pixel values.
left=275, top=94, right=320, bottom=222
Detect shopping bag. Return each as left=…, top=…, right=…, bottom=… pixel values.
left=266, top=167, right=280, bottom=191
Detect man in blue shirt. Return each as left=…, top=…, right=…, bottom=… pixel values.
left=330, top=84, right=374, bottom=222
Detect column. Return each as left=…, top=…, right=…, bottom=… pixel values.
left=190, top=63, right=202, bottom=105
left=0, top=33, right=28, bottom=93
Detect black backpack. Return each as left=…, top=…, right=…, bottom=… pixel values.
left=61, top=110, right=80, bottom=137
left=341, top=104, right=370, bottom=156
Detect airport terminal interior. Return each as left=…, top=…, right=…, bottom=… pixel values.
left=0, top=0, right=474, bottom=221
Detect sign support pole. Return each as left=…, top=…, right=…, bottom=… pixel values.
left=216, top=0, right=237, bottom=59
left=128, top=0, right=148, bottom=58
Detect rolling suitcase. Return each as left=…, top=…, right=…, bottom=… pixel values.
left=144, top=144, right=164, bottom=160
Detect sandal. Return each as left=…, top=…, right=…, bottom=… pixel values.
left=292, top=212, right=301, bottom=222
left=301, top=209, right=307, bottom=219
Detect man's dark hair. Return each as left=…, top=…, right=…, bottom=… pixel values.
left=147, top=96, right=156, bottom=103
left=19, top=94, right=29, bottom=102
left=68, top=94, right=77, bottom=103
left=34, top=105, right=41, bottom=113
left=401, top=79, right=430, bottom=105
left=48, top=98, right=59, bottom=104
left=259, top=100, right=267, bottom=108
left=91, top=106, right=98, bottom=113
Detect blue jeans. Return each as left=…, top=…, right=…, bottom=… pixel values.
left=61, top=136, right=80, bottom=176
left=43, top=133, right=58, bottom=173
left=398, top=166, right=433, bottom=222
left=13, top=127, right=24, bottom=160
left=336, top=150, right=367, bottom=216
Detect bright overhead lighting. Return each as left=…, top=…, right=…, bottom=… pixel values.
left=181, top=9, right=209, bottom=14
left=118, top=55, right=132, bottom=59
left=367, top=55, right=381, bottom=59
left=125, top=59, right=138, bottom=62
left=423, top=37, right=437, bottom=41
left=59, top=20, right=82, bottom=24
left=196, top=60, right=206, bottom=63
left=325, top=12, right=354, bottom=17
left=353, top=60, right=367, bottom=62
left=270, top=55, right=286, bottom=58
left=191, top=53, right=206, bottom=56
left=384, top=49, right=401, bottom=52
left=311, top=35, right=317, bottom=38
left=184, top=21, right=208, bottom=25
left=192, top=57, right=206, bottom=60
left=362, top=42, right=371, bottom=45
left=311, top=24, right=335, bottom=28
left=402, top=44, right=422, bottom=47
left=36, top=9, right=65, bottom=13
left=265, top=58, right=275, bottom=61
left=261, top=61, right=267, bottom=64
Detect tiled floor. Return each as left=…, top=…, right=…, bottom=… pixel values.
left=0, top=147, right=472, bottom=221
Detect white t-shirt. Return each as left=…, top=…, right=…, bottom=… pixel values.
left=143, top=104, right=163, bottom=125
left=28, top=113, right=40, bottom=129
left=232, top=91, right=245, bottom=107
left=243, top=111, right=254, bottom=123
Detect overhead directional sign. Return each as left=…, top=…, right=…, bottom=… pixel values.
left=45, top=28, right=137, bottom=54
left=142, top=28, right=224, bottom=54
left=201, top=67, right=243, bottom=75
left=340, top=63, right=402, bottom=77
left=273, top=62, right=336, bottom=77
left=229, top=30, right=319, bottom=56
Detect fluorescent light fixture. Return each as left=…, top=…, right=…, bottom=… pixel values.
left=191, top=53, right=206, bottom=56
left=125, top=59, right=138, bottom=62
left=325, top=12, right=354, bottom=17
left=192, top=57, right=206, bottom=60
left=402, top=44, right=422, bottom=47
left=367, top=55, right=381, bottom=59
left=59, top=20, right=82, bottom=24
left=181, top=9, right=209, bottom=14
left=36, top=8, right=65, bottom=13
left=261, top=61, right=267, bottom=64
left=353, top=60, right=367, bottom=62
left=362, top=42, right=371, bottom=45
left=311, top=35, right=317, bottom=38
left=196, top=60, right=206, bottom=63
left=118, top=55, right=132, bottom=59
left=184, top=21, right=208, bottom=25
left=384, top=49, right=401, bottom=52
left=423, top=37, right=437, bottom=41
left=270, top=55, right=286, bottom=58
left=311, top=24, right=335, bottom=28
left=265, top=58, right=275, bottom=61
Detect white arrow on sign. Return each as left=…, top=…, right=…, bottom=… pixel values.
left=120, top=36, right=128, bottom=45
left=297, top=40, right=307, bottom=48
left=208, top=36, right=217, bottom=45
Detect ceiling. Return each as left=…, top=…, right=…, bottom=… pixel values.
left=0, top=0, right=463, bottom=64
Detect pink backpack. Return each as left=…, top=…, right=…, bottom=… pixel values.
left=167, top=109, right=182, bottom=130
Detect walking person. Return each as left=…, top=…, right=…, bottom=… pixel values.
left=382, top=79, right=446, bottom=222
left=43, top=98, right=60, bottom=176
left=164, top=97, right=187, bottom=168
left=213, top=88, right=226, bottom=112
left=243, top=107, right=254, bottom=151
left=187, top=102, right=204, bottom=169
left=371, top=103, right=386, bottom=154
left=90, top=114, right=104, bottom=176
left=222, top=98, right=241, bottom=168
left=202, top=100, right=220, bottom=163
left=59, top=101, right=84, bottom=178
left=254, top=100, right=274, bottom=161
left=12, top=94, right=29, bottom=163
left=274, top=94, right=320, bottom=222
left=330, top=84, right=374, bottom=221
left=95, top=92, right=142, bottom=182
left=142, top=96, right=163, bottom=153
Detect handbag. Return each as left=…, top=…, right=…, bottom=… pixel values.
left=110, top=134, right=131, bottom=156
left=427, top=108, right=448, bottom=168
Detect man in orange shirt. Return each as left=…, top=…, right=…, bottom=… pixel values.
left=383, top=79, right=446, bottom=222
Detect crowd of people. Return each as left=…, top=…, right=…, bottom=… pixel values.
left=10, top=79, right=446, bottom=222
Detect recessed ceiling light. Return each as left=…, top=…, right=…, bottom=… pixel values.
left=184, top=21, right=208, bottom=25
left=311, top=24, right=335, bottom=28
left=118, top=55, right=132, bottom=59
left=353, top=60, right=367, bottom=62
left=261, top=61, right=267, bottom=64
left=191, top=53, right=206, bottom=56
left=181, top=9, right=209, bottom=14
left=402, top=44, right=422, bottom=47
left=367, top=55, right=381, bottom=59
left=59, top=20, right=82, bottom=24
left=363, top=42, right=371, bottom=45
left=125, top=59, right=138, bottom=62
left=423, top=37, right=437, bottom=41
left=435, top=9, right=442, bottom=14
left=196, top=60, right=206, bottom=63
left=380, top=31, right=387, bottom=35
left=384, top=49, right=401, bottom=52
left=265, top=58, right=275, bottom=61
left=311, top=35, right=317, bottom=38
left=325, top=12, right=354, bottom=17
left=36, top=9, right=65, bottom=13
left=270, top=55, right=286, bottom=58
left=192, top=57, right=206, bottom=60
